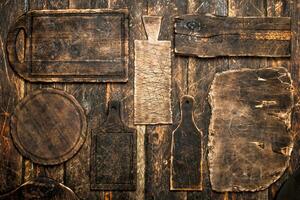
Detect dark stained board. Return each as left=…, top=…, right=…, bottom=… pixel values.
left=90, top=100, right=136, bottom=191
left=0, top=177, right=79, bottom=200
left=275, top=167, right=300, bottom=200
left=10, top=88, right=87, bottom=165
left=175, top=15, right=291, bottom=58
left=6, top=9, right=129, bottom=82
left=170, top=95, right=202, bottom=191
left=208, top=67, right=294, bottom=192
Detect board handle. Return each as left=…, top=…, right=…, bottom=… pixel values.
left=6, top=14, right=28, bottom=76
left=142, top=15, right=162, bottom=41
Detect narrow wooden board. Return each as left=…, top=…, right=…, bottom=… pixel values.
left=10, top=88, right=87, bottom=165
left=0, top=177, right=79, bottom=200
left=171, top=95, right=202, bottom=191
left=175, top=15, right=291, bottom=58
left=208, top=67, right=294, bottom=192
left=6, top=9, right=129, bottom=82
left=134, top=15, right=172, bottom=124
left=90, top=100, right=136, bottom=191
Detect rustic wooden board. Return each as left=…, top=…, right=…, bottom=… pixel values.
left=0, top=177, right=79, bottom=200
left=6, top=9, right=129, bottom=82
left=175, top=15, right=291, bottom=58
left=10, top=88, right=87, bottom=165
left=134, top=15, right=172, bottom=125
left=91, top=100, right=136, bottom=191
left=275, top=167, right=300, bottom=200
left=171, top=95, right=202, bottom=191
left=208, top=67, right=294, bottom=192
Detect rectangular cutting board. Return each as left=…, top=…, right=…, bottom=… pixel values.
left=6, top=9, right=129, bottom=82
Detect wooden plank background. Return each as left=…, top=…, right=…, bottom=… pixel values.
left=0, top=0, right=299, bottom=199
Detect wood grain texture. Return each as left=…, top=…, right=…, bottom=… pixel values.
left=145, top=0, right=188, bottom=199
left=186, top=1, right=229, bottom=200
left=134, top=16, right=172, bottom=125
left=175, top=15, right=291, bottom=58
left=171, top=95, right=202, bottom=191
left=208, top=67, right=294, bottom=192
left=0, top=0, right=25, bottom=194
left=10, top=88, right=87, bottom=165
left=0, top=177, right=79, bottom=200
left=91, top=100, right=136, bottom=191
left=7, top=9, right=129, bottom=82
left=275, top=167, right=300, bottom=200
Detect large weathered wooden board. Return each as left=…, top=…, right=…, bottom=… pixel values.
left=170, top=95, right=202, bottom=191
left=0, top=177, right=79, bottom=200
left=10, top=88, right=87, bottom=165
left=134, top=15, right=172, bottom=124
left=208, top=67, right=294, bottom=192
left=6, top=9, right=128, bottom=82
left=91, top=100, right=136, bottom=191
left=175, top=15, right=291, bottom=58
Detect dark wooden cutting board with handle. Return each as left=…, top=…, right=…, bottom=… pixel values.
left=91, top=100, right=137, bottom=191
left=6, top=9, right=128, bottom=82
left=170, top=95, right=202, bottom=191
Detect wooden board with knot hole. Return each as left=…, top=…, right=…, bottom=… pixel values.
left=0, top=177, right=79, bottom=200
left=170, top=95, right=202, bottom=191
left=134, top=15, right=172, bottom=125
left=10, top=88, right=87, bottom=165
left=175, top=15, right=291, bottom=58
left=208, top=67, right=294, bottom=192
left=91, top=100, right=137, bottom=191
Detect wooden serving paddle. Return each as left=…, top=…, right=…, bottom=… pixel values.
left=91, top=100, right=137, bottom=190
left=170, top=95, right=202, bottom=191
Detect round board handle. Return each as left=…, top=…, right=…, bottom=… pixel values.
left=6, top=14, right=28, bottom=76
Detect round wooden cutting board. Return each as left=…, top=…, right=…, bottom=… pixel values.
left=10, top=88, right=87, bottom=165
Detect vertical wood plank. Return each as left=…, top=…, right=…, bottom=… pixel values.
left=23, top=0, right=69, bottom=184
left=145, top=0, right=188, bottom=200
left=64, top=2, right=108, bottom=200
left=105, top=0, right=147, bottom=199
left=290, top=0, right=300, bottom=197
left=187, top=1, right=228, bottom=200
left=266, top=1, right=292, bottom=199
left=0, top=0, right=24, bottom=194
left=228, top=0, right=269, bottom=200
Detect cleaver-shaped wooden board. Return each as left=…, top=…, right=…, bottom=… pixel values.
left=175, top=14, right=291, bottom=58
left=208, top=67, right=294, bottom=192
left=91, top=100, right=136, bottom=191
left=134, top=16, right=172, bottom=124
left=171, top=95, right=202, bottom=191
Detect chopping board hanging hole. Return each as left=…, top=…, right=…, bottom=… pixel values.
left=91, top=100, right=137, bottom=191
left=170, top=95, right=202, bottom=191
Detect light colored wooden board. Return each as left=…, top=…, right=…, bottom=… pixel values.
left=134, top=16, right=172, bottom=125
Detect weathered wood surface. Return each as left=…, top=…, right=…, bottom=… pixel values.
left=275, top=167, right=300, bottom=200
left=208, top=67, right=294, bottom=192
left=175, top=15, right=291, bottom=58
left=91, top=100, right=136, bottom=191
left=7, top=9, right=129, bottom=82
left=134, top=15, right=172, bottom=125
left=0, top=177, right=79, bottom=200
left=0, top=0, right=24, bottom=194
left=171, top=95, right=202, bottom=191
left=10, top=88, right=87, bottom=165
